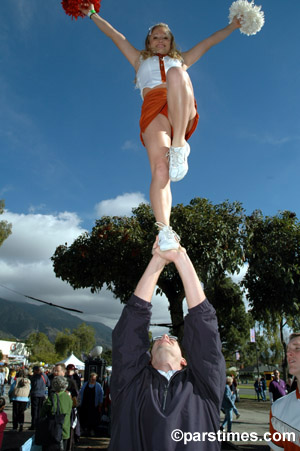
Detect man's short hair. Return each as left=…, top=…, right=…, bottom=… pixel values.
left=56, top=363, right=66, bottom=371
left=289, top=333, right=300, bottom=343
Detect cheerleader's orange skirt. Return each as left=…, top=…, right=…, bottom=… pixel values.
left=139, top=87, right=199, bottom=147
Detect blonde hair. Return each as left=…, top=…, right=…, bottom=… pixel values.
left=226, top=376, right=233, bottom=385
left=140, top=23, right=182, bottom=62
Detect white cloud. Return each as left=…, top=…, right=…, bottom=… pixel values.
left=94, top=192, right=149, bottom=217
left=0, top=185, right=13, bottom=197
left=1, top=211, right=85, bottom=264
left=121, top=140, right=139, bottom=151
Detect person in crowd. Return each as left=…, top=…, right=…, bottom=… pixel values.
left=230, top=376, right=240, bottom=419
left=79, top=1, right=242, bottom=251
left=221, top=377, right=235, bottom=433
left=51, top=364, right=79, bottom=400
left=8, top=368, right=31, bottom=432
left=9, top=367, right=16, bottom=385
left=0, top=397, right=8, bottom=450
left=260, top=376, right=267, bottom=401
left=270, top=333, right=300, bottom=450
left=79, top=373, right=103, bottom=437
left=269, top=370, right=287, bottom=403
left=101, top=371, right=111, bottom=437
left=109, top=237, right=225, bottom=450
left=29, top=366, right=50, bottom=430
left=66, top=365, right=81, bottom=391
left=50, top=363, right=81, bottom=448
left=3, top=364, right=9, bottom=387
left=41, top=376, right=73, bottom=451
left=0, top=370, right=4, bottom=397
left=254, top=377, right=264, bottom=402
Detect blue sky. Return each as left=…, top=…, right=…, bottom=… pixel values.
left=0, top=0, right=300, bottom=338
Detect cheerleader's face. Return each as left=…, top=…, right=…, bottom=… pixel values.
left=148, top=27, right=171, bottom=54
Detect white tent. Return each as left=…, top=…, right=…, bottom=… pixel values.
left=56, top=353, right=85, bottom=370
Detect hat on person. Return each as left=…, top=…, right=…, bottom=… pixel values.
left=66, top=364, right=76, bottom=370
left=52, top=376, right=69, bottom=392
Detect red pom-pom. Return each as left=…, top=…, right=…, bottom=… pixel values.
left=62, top=0, right=101, bottom=20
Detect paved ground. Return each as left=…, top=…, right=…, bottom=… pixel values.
left=1, top=392, right=271, bottom=451
left=222, top=399, right=270, bottom=451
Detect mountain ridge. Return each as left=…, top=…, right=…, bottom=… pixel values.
left=0, top=297, right=112, bottom=348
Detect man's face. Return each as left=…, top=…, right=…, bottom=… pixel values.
left=53, top=365, right=65, bottom=376
left=151, top=334, right=185, bottom=367
left=287, top=337, right=300, bottom=378
left=273, top=370, right=280, bottom=380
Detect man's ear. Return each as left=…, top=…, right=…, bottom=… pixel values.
left=181, top=358, right=187, bottom=367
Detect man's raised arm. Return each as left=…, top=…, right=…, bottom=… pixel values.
left=111, top=246, right=166, bottom=399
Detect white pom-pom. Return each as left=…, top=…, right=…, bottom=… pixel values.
left=229, top=0, right=265, bottom=36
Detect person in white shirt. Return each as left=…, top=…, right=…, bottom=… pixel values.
left=269, top=333, right=300, bottom=450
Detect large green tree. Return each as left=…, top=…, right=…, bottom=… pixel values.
left=242, top=210, right=300, bottom=379
left=0, top=200, right=12, bottom=247
left=26, top=332, right=60, bottom=364
left=54, top=323, right=96, bottom=358
left=52, top=198, right=246, bottom=341
left=205, top=276, right=253, bottom=362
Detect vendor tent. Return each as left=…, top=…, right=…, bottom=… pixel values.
left=56, top=353, right=85, bottom=370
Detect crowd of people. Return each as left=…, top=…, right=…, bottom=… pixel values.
left=0, top=362, right=111, bottom=450
left=1, top=333, right=299, bottom=450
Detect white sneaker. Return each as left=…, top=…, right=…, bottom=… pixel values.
left=155, top=222, right=180, bottom=251
left=167, top=141, right=190, bottom=182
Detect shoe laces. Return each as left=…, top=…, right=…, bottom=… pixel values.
left=166, top=147, right=185, bottom=168
left=155, top=222, right=180, bottom=242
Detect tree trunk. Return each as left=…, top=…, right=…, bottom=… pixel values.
left=158, top=279, right=185, bottom=343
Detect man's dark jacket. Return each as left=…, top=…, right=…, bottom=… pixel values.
left=30, top=372, right=50, bottom=397
left=109, top=294, right=226, bottom=450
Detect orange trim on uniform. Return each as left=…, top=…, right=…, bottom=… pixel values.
left=139, top=87, right=199, bottom=147
left=269, top=407, right=300, bottom=451
left=270, top=410, right=285, bottom=450
left=158, top=55, right=166, bottom=83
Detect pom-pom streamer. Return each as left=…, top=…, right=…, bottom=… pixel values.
left=62, top=0, right=101, bottom=20
left=229, top=0, right=265, bottom=36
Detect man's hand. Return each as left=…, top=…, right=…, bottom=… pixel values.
left=152, top=236, right=186, bottom=264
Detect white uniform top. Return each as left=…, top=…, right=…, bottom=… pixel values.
left=270, top=387, right=300, bottom=451
left=136, top=55, right=182, bottom=99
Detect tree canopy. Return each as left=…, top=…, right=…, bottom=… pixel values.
left=51, top=199, right=300, bottom=367
left=205, top=276, right=253, bottom=361
left=52, top=198, right=246, bottom=341
left=26, top=332, right=60, bottom=364
left=25, top=323, right=96, bottom=364
left=55, top=323, right=96, bottom=357
left=242, top=210, right=300, bottom=378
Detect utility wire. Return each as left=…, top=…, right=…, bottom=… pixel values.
left=0, top=283, right=83, bottom=314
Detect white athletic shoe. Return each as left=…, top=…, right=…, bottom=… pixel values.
left=155, top=222, right=180, bottom=251
left=167, top=141, right=190, bottom=182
